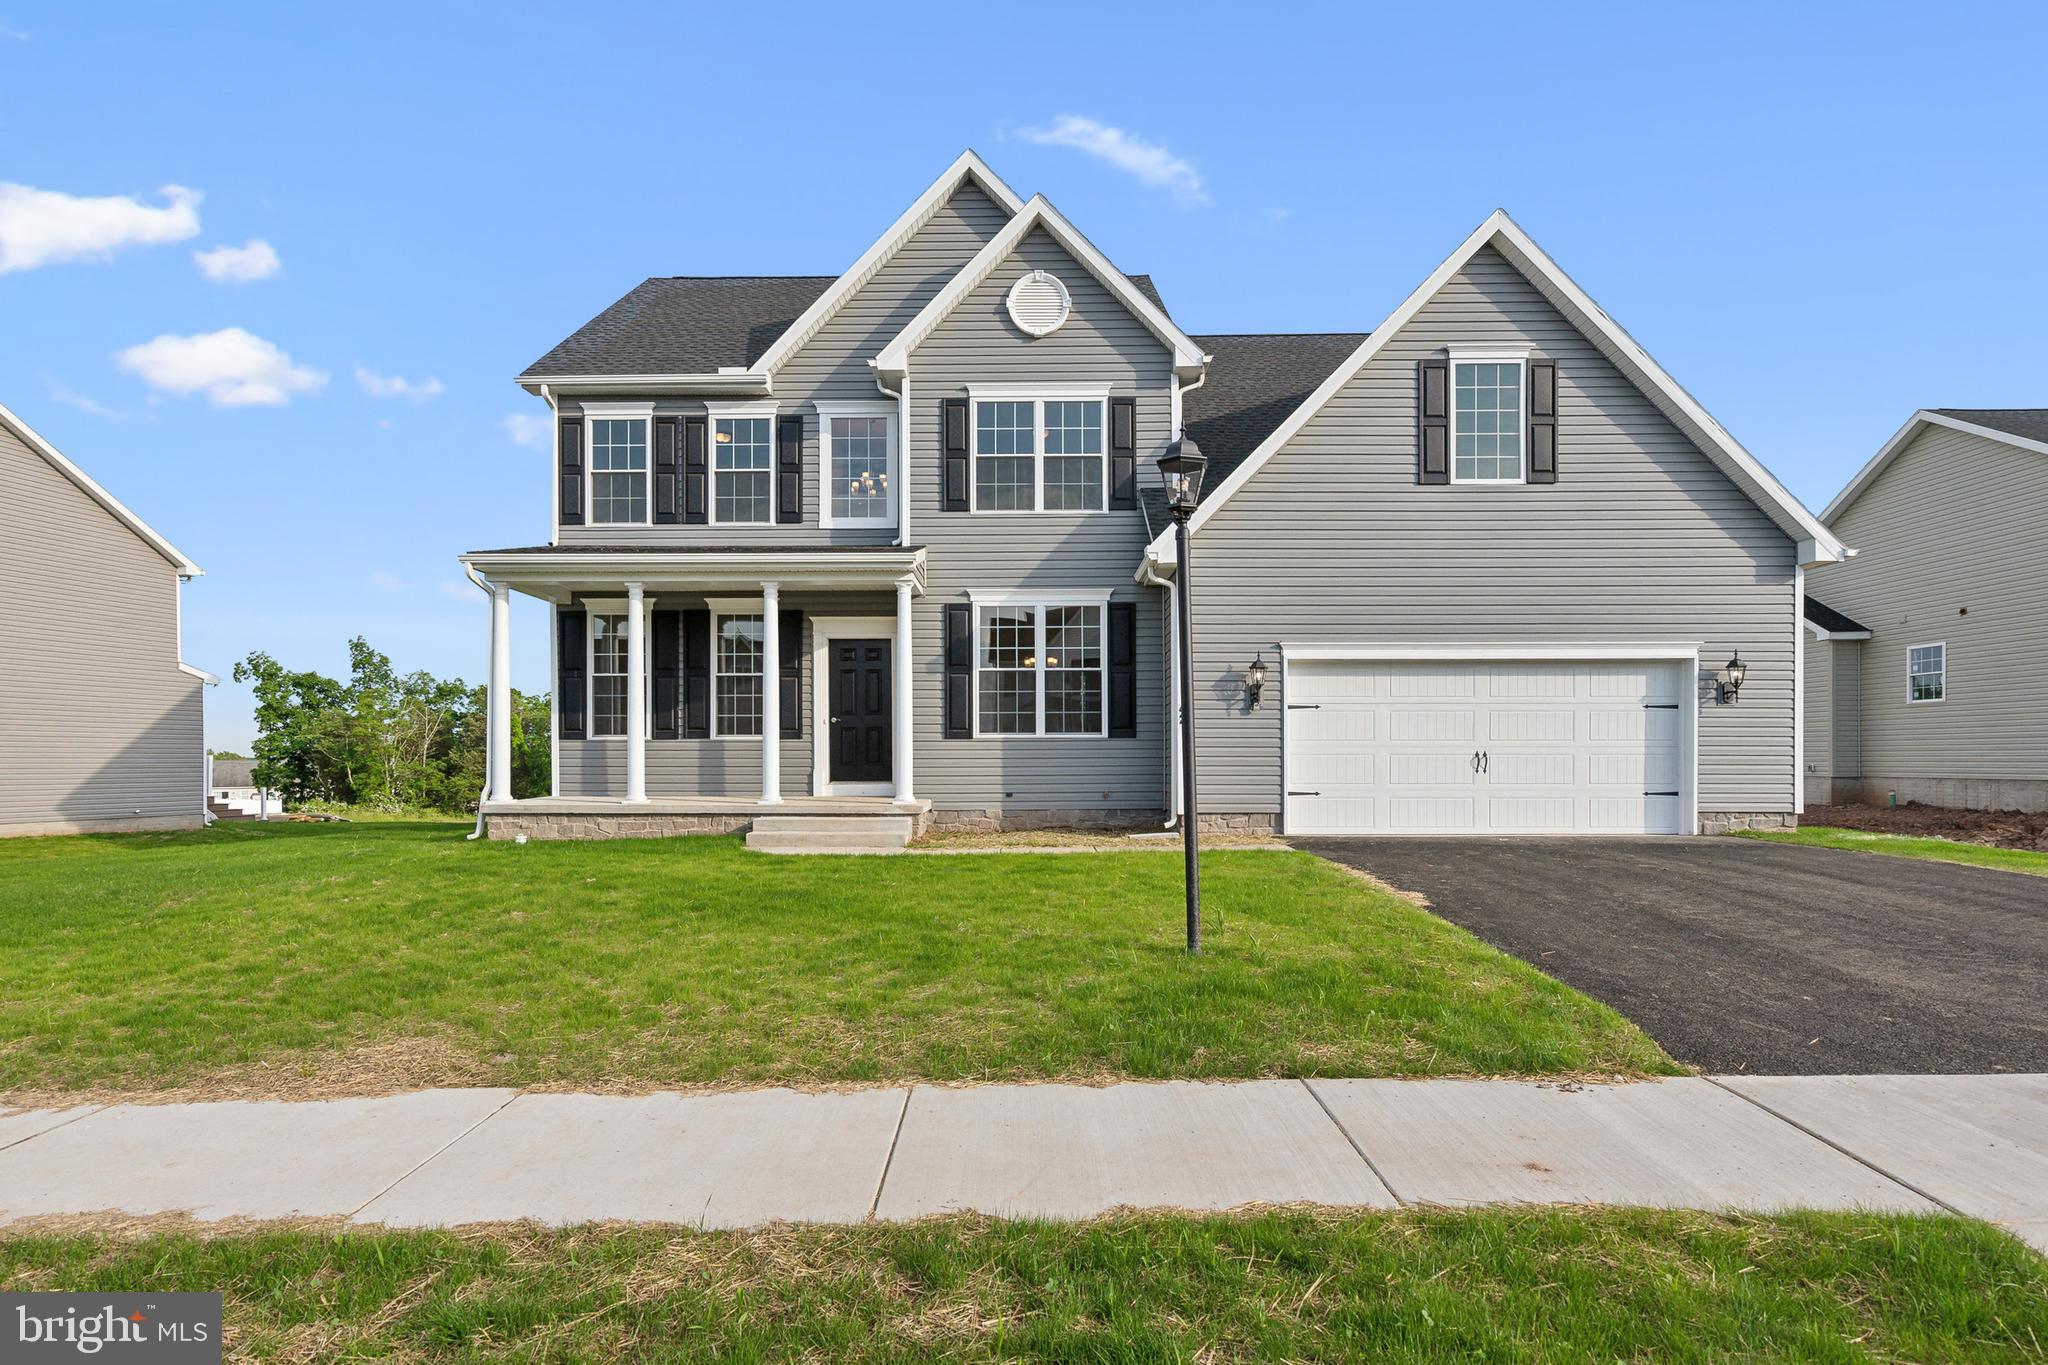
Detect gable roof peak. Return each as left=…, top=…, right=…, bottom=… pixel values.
left=1823, top=406, right=2048, bottom=523
left=0, top=399, right=200, bottom=576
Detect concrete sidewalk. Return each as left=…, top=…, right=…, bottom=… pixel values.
left=1, top=1075, right=2042, bottom=1250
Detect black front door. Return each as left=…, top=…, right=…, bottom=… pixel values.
left=830, top=639, right=891, bottom=783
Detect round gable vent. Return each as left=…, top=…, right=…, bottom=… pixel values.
left=1006, top=269, right=1072, bottom=337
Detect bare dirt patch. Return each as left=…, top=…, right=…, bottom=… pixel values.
left=1805, top=801, right=2048, bottom=852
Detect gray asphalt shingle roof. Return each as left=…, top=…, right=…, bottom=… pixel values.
left=1931, top=408, right=2048, bottom=445
left=1805, top=598, right=1869, bottom=635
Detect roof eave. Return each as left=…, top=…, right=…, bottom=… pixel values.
left=0, top=399, right=202, bottom=576
left=517, top=372, right=774, bottom=398
left=1822, top=408, right=2048, bottom=526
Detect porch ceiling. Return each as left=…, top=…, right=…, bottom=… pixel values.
left=459, top=544, right=926, bottom=601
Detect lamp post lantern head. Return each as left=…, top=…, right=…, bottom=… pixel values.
left=1244, top=652, right=1267, bottom=709
left=1157, top=438, right=1207, bottom=519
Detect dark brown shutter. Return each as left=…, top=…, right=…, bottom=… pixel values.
left=1107, top=601, right=1137, bottom=737
left=683, top=415, right=708, bottom=525
left=1527, top=360, right=1558, bottom=484
left=943, top=602, right=973, bottom=738
left=652, top=609, right=680, bottom=739
left=779, top=611, right=803, bottom=738
left=558, top=417, right=585, bottom=525
left=682, top=609, right=710, bottom=737
left=1109, top=396, right=1137, bottom=509
left=653, top=417, right=680, bottom=524
left=1419, top=359, right=1449, bottom=484
left=942, top=397, right=970, bottom=511
left=557, top=609, right=587, bottom=739
left=776, top=413, right=803, bottom=524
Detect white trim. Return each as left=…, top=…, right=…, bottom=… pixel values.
left=1448, top=356, right=1528, bottom=484
left=815, top=403, right=898, bottom=529
left=178, top=662, right=220, bottom=685
left=809, top=614, right=899, bottom=796
left=579, top=400, right=657, bottom=418
left=969, top=588, right=1114, bottom=608
left=966, top=395, right=1110, bottom=515
left=710, top=608, right=769, bottom=739
left=706, top=407, right=778, bottom=527
left=1793, top=565, right=1805, bottom=816
left=872, top=194, right=1209, bottom=380
left=1906, top=640, right=1947, bottom=704
left=970, top=598, right=1112, bottom=740
left=1445, top=344, right=1533, bottom=361
left=1279, top=641, right=1703, bottom=662
left=760, top=583, right=781, bottom=804
left=967, top=383, right=1112, bottom=402
left=1144, top=210, right=1843, bottom=569
left=0, top=399, right=202, bottom=575
left=586, top=607, right=631, bottom=740
left=1823, top=409, right=2048, bottom=525
left=1005, top=269, right=1072, bottom=336
left=583, top=409, right=654, bottom=529
left=1803, top=620, right=1872, bottom=642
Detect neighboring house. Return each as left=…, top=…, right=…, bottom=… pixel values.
left=1804, top=409, right=2048, bottom=811
left=0, top=400, right=213, bottom=836
left=461, top=151, right=1843, bottom=844
left=206, top=757, right=283, bottom=818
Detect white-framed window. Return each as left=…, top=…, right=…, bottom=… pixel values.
left=816, top=403, right=896, bottom=528
left=585, top=404, right=653, bottom=524
left=970, top=390, right=1108, bottom=513
left=973, top=598, right=1108, bottom=737
left=714, top=613, right=766, bottom=736
left=711, top=414, right=773, bottom=524
left=1452, top=359, right=1524, bottom=483
left=1908, top=642, right=1946, bottom=703
left=591, top=612, right=629, bottom=737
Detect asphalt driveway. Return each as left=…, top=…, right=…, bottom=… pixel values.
left=1292, top=837, right=2048, bottom=1075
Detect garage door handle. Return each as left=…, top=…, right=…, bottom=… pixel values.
left=1288, top=790, right=1320, bottom=797
left=1482, top=751, right=1490, bottom=772
left=1472, top=750, right=1482, bottom=772
left=1288, top=703, right=1321, bottom=710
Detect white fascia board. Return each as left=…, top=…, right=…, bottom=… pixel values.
left=873, top=195, right=1210, bottom=380
left=1821, top=409, right=2048, bottom=525
left=1804, top=621, right=1871, bottom=641
left=752, top=150, right=1025, bottom=381
left=519, top=374, right=773, bottom=397
left=1280, top=641, right=1703, bottom=663
left=179, top=662, right=221, bottom=684
left=1146, top=210, right=1846, bottom=566
left=0, top=399, right=202, bottom=575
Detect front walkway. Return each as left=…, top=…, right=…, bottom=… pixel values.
left=1, top=1075, right=2041, bottom=1250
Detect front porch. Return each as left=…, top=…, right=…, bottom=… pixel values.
left=459, top=545, right=927, bottom=838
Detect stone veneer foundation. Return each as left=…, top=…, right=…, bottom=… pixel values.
left=1697, top=811, right=1798, bottom=835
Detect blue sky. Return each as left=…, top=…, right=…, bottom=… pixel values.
left=3, top=2, right=2043, bottom=751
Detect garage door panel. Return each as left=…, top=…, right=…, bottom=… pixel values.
left=1388, top=751, right=1479, bottom=786
left=1489, top=709, right=1576, bottom=742
left=1487, top=751, right=1575, bottom=786
left=1389, top=669, right=1474, bottom=698
left=1389, top=796, right=1475, bottom=830
left=1590, top=795, right=1681, bottom=830
left=1287, top=796, right=1376, bottom=834
left=1291, top=751, right=1373, bottom=789
left=1489, top=666, right=1576, bottom=698
left=1488, top=797, right=1575, bottom=830
left=1292, top=706, right=1375, bottom=744
left=1389, top=709, right=1477, bottom=742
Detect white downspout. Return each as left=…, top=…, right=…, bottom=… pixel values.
left=873, top=366, right=908, bottom=547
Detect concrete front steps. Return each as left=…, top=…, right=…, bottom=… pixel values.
left=745, top=814, right=915, bottom=855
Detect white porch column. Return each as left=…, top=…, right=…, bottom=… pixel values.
left=625, top=582, right=647, bottom=803
left=893, top=578, right=915, bottom=803
left=488, top=580, right=513, bottom=803
left=760, top=582, right=782, bottom=803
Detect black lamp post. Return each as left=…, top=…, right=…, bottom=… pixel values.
left=1158, top=438, right=1208, bottom=953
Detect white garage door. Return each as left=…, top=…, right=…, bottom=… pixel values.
left=1284, top=659, right=1688, bottom=835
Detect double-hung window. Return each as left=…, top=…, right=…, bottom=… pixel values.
left=816, top=403, right=896, bottom=528
left=587, top=410, right=650, bottom=524
left=974, top=599, right=1107, bottom=737
left=712, top=414, right=773, bottom=524
left=714, top=614, right=765, bottom=736
left=1908, top=642, right=1946, bottom=703
left=591, top=613, right=629, bottom=737
left=1451, top=358, right=1524, bottom=483
left=971, top=392, right=1106, bottom=512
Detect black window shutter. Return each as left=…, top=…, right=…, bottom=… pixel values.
left=683, top=416, right=709, bottom=525
left=776, top=413, right=803, bottom=524
left=1108, top=601, right=1137, bottom=737
left=558, top=418, right=585, bottom=525
left=682, top=609, right=710, bottom=737
left=557, top=609, right=587, bottom=739
left=653, top=417, right=680, bottom=524
left=779, top=611, right=803, bottom=738
left=1109, top=396, right=1137, bottom=509
left=652, top=609, right=680, bottom=739
left=1419, top=359, right=1449, bottom=484
left=1527, top=360, right=1558, bottom=484
left=943, top=602, right=973, bottom=738
left=942, top=397, right=970, bottom=511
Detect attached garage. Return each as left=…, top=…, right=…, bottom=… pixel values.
left=1281, top=649, right=1697, bottom=836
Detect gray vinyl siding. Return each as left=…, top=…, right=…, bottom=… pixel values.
left=1833, top=640, right=1863, bottom=777
left=1188, top=245, right=1799, bottom=817
left=1810, top=423, right=2048, bottom=783
left=555, top=181, right=1009, bottom=548
left=904, top=225, right=1172, bottom=812
left=1804, top=634, right=1833, bottom=785
left=0, top=423, right=203, bottom=834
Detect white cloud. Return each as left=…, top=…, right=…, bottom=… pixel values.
left=115, top=327, right=327, bottom=408
left=1016, top=116, right=1209, bottom=208
left=355, top=365, right=444, bottom=401
left=193, top=238, right=280, bottom=283
left=45, top=381, right=127, bottom=421
left=0, top=182, right=202, bottom=273
left=502, top=412, right=549, bottom=448
left=369, top=570, right=410, bottom=592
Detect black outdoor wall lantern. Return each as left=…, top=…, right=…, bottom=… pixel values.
left=1244, top=653, right=1267, bottom=709
left=1716, top=651, right=1748, bottom=704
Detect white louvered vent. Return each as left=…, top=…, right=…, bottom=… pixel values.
left=1005, top=270, right=1071, bottom=337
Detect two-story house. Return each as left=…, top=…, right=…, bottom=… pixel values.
left=461, top=151, right=1843, bottom=846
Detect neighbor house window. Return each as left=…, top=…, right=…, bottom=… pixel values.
left=1908, top=642, right=1946, bottom=703
left=589, top=418, right=649, bottom=523
left=715, top=615, right=765, bottom=736
left=713, top=416, right=773, bottom=523
left=591, top=613, right=628, bottom=737
left=822, top=411, right=894, bottom=526
left=1452, top=361, right=1523, bottom=482
left=974, top=601, right=1107, bottom=737
left=972, top=397, right=1106, bottom=511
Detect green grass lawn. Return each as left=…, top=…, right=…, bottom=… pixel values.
left=1, top=1210, right=2039, bottom=1361
left=1738, top=826, right=2048, bottom=877
left=0, top=822, right=1673, bottom=1098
